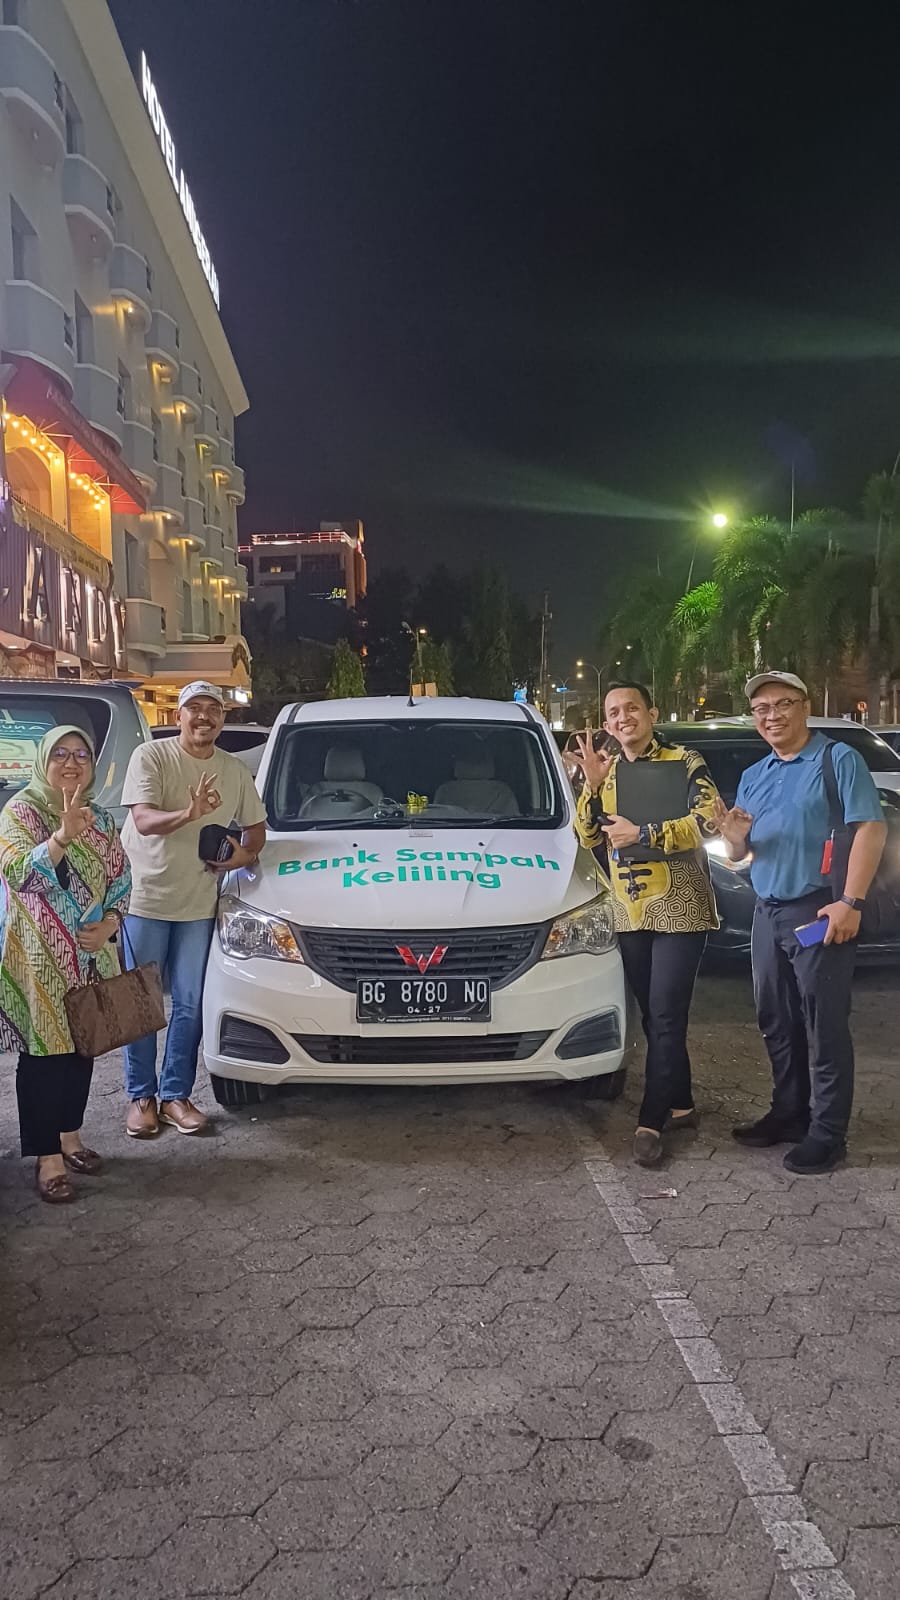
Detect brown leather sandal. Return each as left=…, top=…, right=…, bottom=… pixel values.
left=62, top=1147, right=103, bottom=1175
left=34, top=1161, right=76, bottom=1204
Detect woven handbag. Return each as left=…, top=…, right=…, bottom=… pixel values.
left=64, top=932, right=165, bottom=1056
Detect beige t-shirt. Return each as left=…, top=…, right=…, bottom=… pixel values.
left=121, top=738, right=267, bottom=921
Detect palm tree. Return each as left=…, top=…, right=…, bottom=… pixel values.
left=605, top=571, right=683, bottom=712
left=862, top=471, right=900, bottom=720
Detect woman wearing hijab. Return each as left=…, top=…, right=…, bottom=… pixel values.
left=0, top=726, right=131, bottom=1203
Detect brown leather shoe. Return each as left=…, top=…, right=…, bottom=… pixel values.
left=159, top=1099, right=208, bottom=1135
left=126, top=1098, right=159, bottom=1139
left=35, top=1161, right=76, bottom=1204
left=62, top=1146, right=103, bottom=1175
left=633, top=1128, right=664, bottom=1167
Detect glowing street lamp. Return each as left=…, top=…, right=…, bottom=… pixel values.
left=686, top=511, right=730, bottom=591
left=712, top=511, right=728, bottom=529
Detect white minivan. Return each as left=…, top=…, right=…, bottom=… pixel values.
left=202, top=697, right=629, bottom=1106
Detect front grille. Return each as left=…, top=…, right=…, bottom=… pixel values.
left=297, top=924, right=546, bottom=994
left=293, top=1031, right=551, bottom=1066
left=219, top=1016, right=289, bottom=1064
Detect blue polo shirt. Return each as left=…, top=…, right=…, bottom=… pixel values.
left=735, top=731, right=883, bottom=901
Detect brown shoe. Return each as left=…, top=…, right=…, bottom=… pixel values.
left=62, top=1146, right=103, bottom=1175
left=34, top=1161, right=76, bottom=1204
left=159, top=1099, right=208, bottom=1135
left=633, top=1129, right=664, bottom=1167
left=126, top=1098, right=159, bottom=1139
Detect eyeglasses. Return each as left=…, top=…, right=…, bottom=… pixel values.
left=49, top=747, right=92, bottom=763
left=750, top=697, right=804, bottom=720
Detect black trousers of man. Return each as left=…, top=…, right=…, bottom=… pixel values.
left=618, top=929, right=707, bottom=1131
left=16, top=1051, right=94, bottom=1159
left=751, top=892, right=857, bottom=1143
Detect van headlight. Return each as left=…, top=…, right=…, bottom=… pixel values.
left=542, top=894, right=616, bottom=959
left=217, top=895, right=304, bottom=962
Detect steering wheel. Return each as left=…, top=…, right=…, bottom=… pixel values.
left=298, top=787, right=373, bottom=817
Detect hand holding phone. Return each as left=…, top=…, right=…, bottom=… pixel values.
left=795, top=920, right=827, bottom=948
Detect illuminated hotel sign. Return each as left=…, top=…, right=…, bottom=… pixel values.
left=139, top=52, right=220, bottom=308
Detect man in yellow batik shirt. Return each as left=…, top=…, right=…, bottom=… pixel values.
left=573, top=681, right=721, bottom=1166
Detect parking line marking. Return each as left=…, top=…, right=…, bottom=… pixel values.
left=574, top=1125, right=856, bottom=1600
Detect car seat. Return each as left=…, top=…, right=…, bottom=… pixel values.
left=434, top=751, right=519, bottom=815
left=306, top=744, right=383, bottom=807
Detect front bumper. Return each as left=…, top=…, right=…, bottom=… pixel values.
left=202, top=941, right=628, bottom=1087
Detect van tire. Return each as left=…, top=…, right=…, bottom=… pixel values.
left=209, top=1074, right=266, bottom=1109
left=578, top=1066, right=627, bottom=1101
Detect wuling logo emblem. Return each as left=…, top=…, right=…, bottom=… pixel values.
left=395, top=945, right=449, bottom=974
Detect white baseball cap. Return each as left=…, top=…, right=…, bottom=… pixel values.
left=744, top=670, right=808, bottom=700
left=177, top=680, right=226, bottom=711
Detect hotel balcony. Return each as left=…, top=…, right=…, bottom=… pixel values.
left=109, top=244, right=151, bottom=329
left=203, top=522, right=225, bottom=568
left=182, top=495, right=205, bottom=548
left=63, top=154, right=115, bottom=258
left=3, top=279, right=74, bottom=390
left=173, top=363, right=202, bottom=422
left=145, top=310, right=180, bottom=378
left=121, top=420, right=155, bottom=485
left=125, top=598, right=166, bottom=659
left=148, top=461, right=183, bottom=522
left=0, top=24, right=65, bottom=166
left=196, top=403, right=218, bottom=446
left=225, top=462, right=246, bottom=504
left=73, top=363, right=121, bottom=445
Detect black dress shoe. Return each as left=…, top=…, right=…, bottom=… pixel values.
left=783, top=1136, right=846, bottom=1175
left=732, top=1112, right=809, bottom=1148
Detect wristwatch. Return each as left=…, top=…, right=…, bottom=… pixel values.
left=840, top=895, right=865, bottom=910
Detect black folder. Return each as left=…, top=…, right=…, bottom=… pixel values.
left=614, top=757, right=691, bottom=861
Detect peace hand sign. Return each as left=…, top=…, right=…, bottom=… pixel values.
left=57, top=785, right=93, bottom=845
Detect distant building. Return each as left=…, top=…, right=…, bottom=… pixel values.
left=240, top=523, right=367, bottom=641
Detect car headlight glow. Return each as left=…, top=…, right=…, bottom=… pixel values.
left=542, top=893, right=616, bottom=959
left=217, top=895, right=304, bottom=962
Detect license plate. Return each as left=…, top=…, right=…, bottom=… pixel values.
left=357, top=976, right=491, bottom=1023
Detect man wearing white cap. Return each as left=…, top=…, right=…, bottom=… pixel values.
left=715, top=672, right=886, bottom=1174
left=120, top=683, right=267, bottom=1137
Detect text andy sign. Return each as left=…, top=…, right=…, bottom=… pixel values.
left=0, top=503, right=125, bottom=671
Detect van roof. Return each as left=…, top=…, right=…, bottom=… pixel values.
left=277, top=697, right=538, bottom=728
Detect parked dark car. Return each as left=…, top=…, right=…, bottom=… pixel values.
left=665, top=723, right=900, bottom=962
left=153, top=722, right=270, bottom=776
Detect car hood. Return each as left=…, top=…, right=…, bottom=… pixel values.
left=231, top=825, right=602, bottom=929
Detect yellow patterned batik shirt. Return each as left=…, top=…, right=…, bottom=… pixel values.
left=575, top=739, right=721, bottom=934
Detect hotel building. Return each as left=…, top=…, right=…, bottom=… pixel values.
left=0, top=0, right=250, bottom=720
left=240, top=523, right=367, bottom=638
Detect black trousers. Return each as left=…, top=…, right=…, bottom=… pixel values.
left=752, top=893, right=857, bottom=1142
left=16, top=1051, right=94, bottom=1159
left=618, top=929, right=707, bottom=1132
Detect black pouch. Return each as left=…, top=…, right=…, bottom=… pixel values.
left=198, top=824, right=242, bottom=864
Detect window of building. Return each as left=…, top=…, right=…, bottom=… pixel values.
left=64, top=90, right=84, bottom=155
left=116, top=362, right=132, bottom=420
left=202, top=598, right=211, bottom=637
left=174, top=323, right=181, bottom=350
left=2, top=0, right=26, bottom=26
left=260, top=555, right=297, bottom=574
left=182, top=581, right=192, bottom=633
left=145, top=259, right=153, bottom=294
left=63, top=312, right=74, bottom=351
left=10, top=198, right=37, bottom=283
left=53, top=71, right=64, bottom=113
left=177, top=449, right=187, bottom=496
left=74, top=293, right=93, bottom=364
left=150, top=411, right=161, bottom=463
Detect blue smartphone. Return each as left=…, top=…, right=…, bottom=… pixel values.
left=795, top=919, right=827, bottom=948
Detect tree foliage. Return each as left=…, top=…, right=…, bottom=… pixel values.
left=326, top=637, right=366, bottom=699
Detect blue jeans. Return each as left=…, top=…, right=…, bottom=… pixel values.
left=123, top=916, right=215, bottom=1103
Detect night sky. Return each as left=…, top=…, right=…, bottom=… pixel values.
left=108, top=0, right=900, bottom=669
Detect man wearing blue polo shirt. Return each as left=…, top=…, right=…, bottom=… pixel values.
left=715, top=672, right=886, bottom=1174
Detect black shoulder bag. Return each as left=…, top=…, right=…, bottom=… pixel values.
left=820, top=741, right=900, bottom=939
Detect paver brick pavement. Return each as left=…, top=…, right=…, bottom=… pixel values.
left=2, top=968, right=900, bottom=1597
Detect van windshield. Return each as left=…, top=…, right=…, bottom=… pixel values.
left=265, top=719, right=563, bottom=830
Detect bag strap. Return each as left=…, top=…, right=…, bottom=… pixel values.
left=820, top=740, right=846, bottom=834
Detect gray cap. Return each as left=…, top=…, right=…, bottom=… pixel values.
left=744, top=670, right=808, bottom=700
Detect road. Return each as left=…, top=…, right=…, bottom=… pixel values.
left=1, top=967, right=899, bottom=1600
